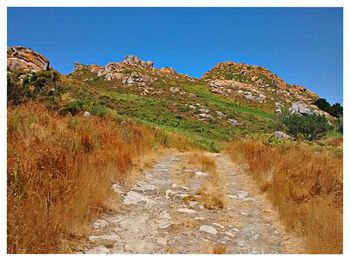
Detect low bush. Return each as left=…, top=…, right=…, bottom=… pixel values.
left=282, top=113, right=331, bottom=140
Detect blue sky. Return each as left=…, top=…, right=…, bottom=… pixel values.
left=8, top=7, right=343, bottom=104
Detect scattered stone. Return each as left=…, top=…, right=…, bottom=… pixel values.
left=224, top=231, right=236, bottom=238
left=194, top=217, right=205, bottom=221
left=212, top=222, right=225, bottom=229
left=156, top=238, right=168, bottom=246
left=112, top=184, right=123, bottom=194
left=237, top=191, right=249, bottom=199
left=165, top=189, right=176, bottom=199
left=171, top=183, right=177, bottom=188
left=228, top=118, right=240, bottom=126
left=145, top=173, right=154, bottom=180
left=89, top=234, right=121, bottom=242
left=199, top=108, right=210, bottom=113
left=132, top=181, right=157, bottom=192
left=83, top=111, right=92, bottom=117
left=189, top=201, right=198, bottom=208
left=195, top=171, right=208, bottom=177
left=85, top=245, right=110, bottom=254
left=158, top=220, right=173, bottom=229
left=92, top=219, right=109, bottom=229
left=123, top=191, right=157, bottom=206
left=272, top=131, right=293, bottom=140
left=197, top=113, right=214, bottom=120
left=216, top=111, right=226, bottom=118
left=177, top=208, right=196, bottom=214
left=176, top=193, right=190, bottom=199
left=199, top=225, right=218, bottom=235
left=124, top=244, right=134, bottom=252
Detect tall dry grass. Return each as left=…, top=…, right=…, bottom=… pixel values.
left=7, top=102, right=159, bottom=253
left=188, top=152, right=226, bottom=210
left=226, top=140, right=343, bottom=253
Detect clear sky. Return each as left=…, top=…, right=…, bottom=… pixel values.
left=8, top=7, right=343, bottom=104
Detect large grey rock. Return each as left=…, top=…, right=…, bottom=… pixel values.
left=289, top=102, right=312, bottom=115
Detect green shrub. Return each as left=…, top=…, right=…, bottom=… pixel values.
left=336, top=116, right=343, bottom=134
left=314, top=98, right=343, bottom=118
left=282, top=113, right=331, bottom=140
left=61, top=100, right=85, bottom=115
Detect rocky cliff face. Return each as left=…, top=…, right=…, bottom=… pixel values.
left=7, top=46, right=50, bottom=72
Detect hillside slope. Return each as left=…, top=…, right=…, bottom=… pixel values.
left=7, top=46, right=334, bottom=150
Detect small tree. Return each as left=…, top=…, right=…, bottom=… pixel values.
left=328, top=103, right=343, bottom=118
left=282, top=113, right=331, bottom=140
left=314, top=98, right=331, bottom=111
left=313, top=97, right=343, bottom=118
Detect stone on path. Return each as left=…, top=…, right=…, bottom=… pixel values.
left=93, top=219, right=109, bottom=229
left=89, top=234, right=121, bottom=242
left=212, top=222, right=225, bottom=229
left=195, top=171, right=209, bottom=177
left=85, top=245, right=110, bottom=254
left=165, top=189, right=176, bottom=199
left=177, top=208, right=196, bottom=214
left=123, top=191, right=157, bottom=206
left=199, top=225, right=218, bottom=235
left=132, top=181, right=158, bottom=192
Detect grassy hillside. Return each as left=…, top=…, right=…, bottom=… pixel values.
left=54, top=71, right=277, bottom=151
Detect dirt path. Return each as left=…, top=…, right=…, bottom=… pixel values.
left=82, top=152, right=303, bottom=254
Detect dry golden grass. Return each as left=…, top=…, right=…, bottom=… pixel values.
left=210, top=244, right=227, bottom=254
left=226, top=140, right=343, bottom=253
left=318, top=137, right=343, bottom=147
left=188, top=152, right=226, bottom=210
left=7, top=102, right=159, bottom=253
left=188, top=152, right=217, bottom=173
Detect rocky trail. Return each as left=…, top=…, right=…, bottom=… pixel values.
left=82, top=152, right=303, bottom=254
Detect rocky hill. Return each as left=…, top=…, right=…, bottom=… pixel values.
left=202, top=61, right=327, bottom=117
left=7, top=46, right=50, bottom=72
left=7, top=46, right=335, bottom=150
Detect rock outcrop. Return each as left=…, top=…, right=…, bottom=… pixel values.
left=122, top=55, right=154, bottom=68
left=73, top=55, right=157, bottom=85
left=289, top=102, right=312, bottom=115
left=7, top=46, right=50, bottom=72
